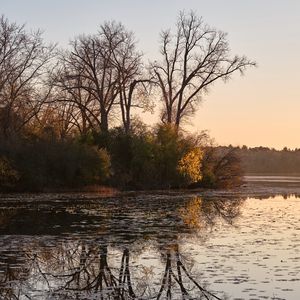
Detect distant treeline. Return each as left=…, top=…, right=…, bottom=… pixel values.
left=220, top=146, right=300, bottom=174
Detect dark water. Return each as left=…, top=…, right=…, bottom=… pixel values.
left=0, top=187, right=299, bottom=299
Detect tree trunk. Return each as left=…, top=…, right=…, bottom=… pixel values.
left=100, top=110, right=108, bottom=133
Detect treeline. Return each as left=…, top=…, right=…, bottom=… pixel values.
left=221, top=146, right=300, bottom=174
left=0, top=12, right=253, bottom=191
left=0, top=126, right=244, bottom=191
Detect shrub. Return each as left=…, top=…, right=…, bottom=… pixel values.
left=153, top=124, right=182, bottom=187
left=0, top=156, right=19, bottom=190
left=0, top=123, right=242, bottom=191
left=200, top=147, right=243, bottom=188
left=177, top=148, right=203, bottom=186
left=0, top=138, right=111, bottom=191
left=98, top=124, right=205, bottom=189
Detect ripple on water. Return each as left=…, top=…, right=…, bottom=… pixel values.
left=0, top=193, right=299, bottom=299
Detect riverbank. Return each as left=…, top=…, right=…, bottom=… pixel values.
left=2, top=180, right=300, bottom=202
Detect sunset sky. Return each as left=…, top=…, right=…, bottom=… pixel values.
left=1, top=0, right=300, bottom=149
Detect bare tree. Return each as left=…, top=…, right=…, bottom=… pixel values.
left=152, top=11, right=256, bottom=127
left=111, top=30, right=153, bottom=133
left=50, top=60, right=102, bottom=137
left=0, top=15, right=55, bottom=137
left=60, top=21, right=147, bottom=134
left=118, top=78, right=152, bottom=133
left=31, top=99, right=81, bottom=139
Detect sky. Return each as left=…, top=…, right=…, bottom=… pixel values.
left=1, top=0, right=300, bottom=149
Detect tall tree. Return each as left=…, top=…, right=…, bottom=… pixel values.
left=152, top=11, right=256, bottom=127
left=111, top=31, right=152, bottom=133
left=0, top=15, right=55, bottom=137
left=51, top=61, right=101, bottom=136
left=61, top=22, right=148, bottom=134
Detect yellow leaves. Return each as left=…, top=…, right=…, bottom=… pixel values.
left=179, top=197, right=204, bottom=229
left=177, top=148, right=203, bottom=184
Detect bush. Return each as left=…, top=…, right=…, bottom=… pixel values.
left=0, top=138, right=111, bottom=191
left=177, top=148, right=203, bottom=186
left=101, top=127, right=157, bottom=189
left=200, top=147, right=243, bottom=188
left=0, top=156, right=19, bottom=190
left=152, top=124, right=182, bottom=187
left=0, top=123, right=242, bottom=191
left=103, top=124, right=205, bottom=189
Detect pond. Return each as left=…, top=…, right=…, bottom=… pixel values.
left=0, top=180, right=300, bottom=299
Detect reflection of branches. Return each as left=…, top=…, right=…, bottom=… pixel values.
left=49, top=245, right=137, bottom=299
left=118, top=249, right=136, bottom=298
left=0, top=241, right=226, bottom=300
left=157, top=248, right=222, bottom=300
left=0, top=252, right=31, bottom=300
left=179, top=196, right=242, bottom=231
left=32, top=253, right=52, bottom=292
left=0, top=195, right=243, bottom=299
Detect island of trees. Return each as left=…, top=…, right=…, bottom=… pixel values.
left=0, top=12, right=255, bottom=192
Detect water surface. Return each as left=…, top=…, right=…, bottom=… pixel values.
left=0, top=184, right=299, bottom=299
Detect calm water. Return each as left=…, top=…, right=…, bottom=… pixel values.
left=0, top=178, right=300, bottom=299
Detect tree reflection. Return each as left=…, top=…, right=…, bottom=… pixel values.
left=0, top=195, right=243, bottom=299
left=179, top=196, right=242, bottom=230
left=1, top=244, right=223, bottom=299
left=157, top=245, right=223, bottom=300
left=0, top=248, right=30, bottom=299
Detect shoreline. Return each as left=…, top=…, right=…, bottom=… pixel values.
left=1, top=183, right=300, bottom=201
